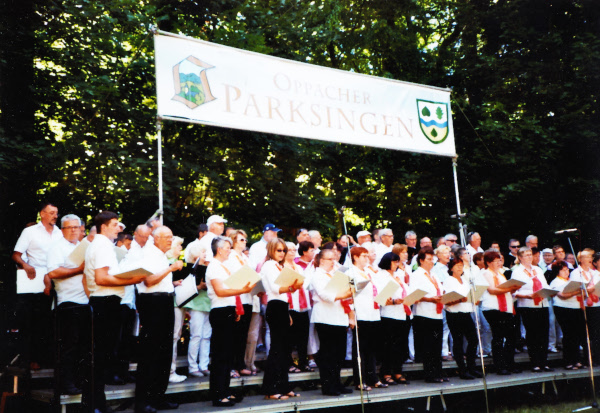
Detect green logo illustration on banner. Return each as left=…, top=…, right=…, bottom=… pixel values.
left=172, top=56, right=216, bottom=109
left=416, top=100, right=449, bottom=144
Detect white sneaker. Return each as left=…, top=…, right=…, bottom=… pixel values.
left=189, top=370, right=205, bottom=378
left=308, top=359, right=317, bottom=369
left=169, top=373, right=187, bottom=383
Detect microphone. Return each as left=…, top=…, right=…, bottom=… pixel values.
left=555, top=228, right=578, bottom=234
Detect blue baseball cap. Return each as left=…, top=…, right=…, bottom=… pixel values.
left=263, top=223, right=281, bottom=233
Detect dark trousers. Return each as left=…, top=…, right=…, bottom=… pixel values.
left=232, top=304, right=252, bottom=372
left=289, top=310, right=310, bottom=368
left=554, top=306, right=586, bottom=366
left=586, top=307, right=600, bottom=364
left=135, top=294, right=174, bottom=408
left=55, top=302, right=91, bottom=390
left=413, top=316, right=443, bottom=380
left=209, top=307, right=236, bottom=401
left=84, top=295, right=122, bottom=412
left=519, top=307, right=549, bottom=368
left=15, top=293, right=53, bottom=367
left=380, top=317, right=410, bottom=376
left=446, top=312, right=477, bottom=373
left=116, top=305, right=137, bottom=378
left=315, top=323, right=346, bottom=394
left=262, top=300, right=291, bottom=395
left=352, top=320, right=380, bottom=385
left=483, top=310, right=515, bottom=371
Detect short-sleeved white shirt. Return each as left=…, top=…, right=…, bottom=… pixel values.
left=206, top=259, right=236, bottom=309
left=410, top=267, right=444, bottom=320
left=261, top=260, right=288, bottom=303
left=14, top=222, right=63, bottom=271
left=480, top=270, right=515, bottom=313
left=310, top=267, right=349, bottom=327
left=46, top=237, right=88, bottom=305
left=85, top=234, right=124, bottom=298
left=550, top=276, right=580, bottom=309
left=137, top=244, right=174, bottom=294
left=570, top=268, right=600, bottom=308
left=379, top=271, right=411, bottom=321
left=347, top=265, right=382, bottom=321
left=511, top=265, right=549, bottom=308
left=443, top=275, right=474, bottom=313
left=224, top=250, right=253, bottom=305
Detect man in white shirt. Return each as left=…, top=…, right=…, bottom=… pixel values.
left=525, top=235, right=539, bottom=249
left=12, top=202, right=63, bottom=370
left=46, top=214, right=88, bottom=394
left=199, top=215, right=227, bottom=263
left=135, top=226, right=183, bottom=413
left=184, top=223, right=208, bottom=263
left=541, top=248, right=554, bottom=271
left=114, top=224, right=152, bottom=384
left=248, top=223, right=281, bottom=270
left=84, top=211, right=147, bottom=413
left=465, top=232, right=484, bottom=260
left=356, top=230, right=371, bottom=246
left=444, top=233, right=458, bottom=248
left=432, top=245, right=452, bottom=360
left=374, top=229, right=393, bottom=266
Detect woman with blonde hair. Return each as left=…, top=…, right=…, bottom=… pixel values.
left=261, top=239, right=303, bottom=400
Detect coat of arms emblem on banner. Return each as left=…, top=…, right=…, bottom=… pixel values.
left=172, top=56, right=216, bottom=109
left=416, top=100, right=449, bottom=144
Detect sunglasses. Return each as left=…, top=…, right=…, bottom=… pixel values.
left=276, top=249, right=286, bottom=253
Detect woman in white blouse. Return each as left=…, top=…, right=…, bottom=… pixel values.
left=283, top=242, right=312, bottom=373
left=224, top=229, right=254, bottom=377
left=480, top=251, right=521, bottom=375
left=411, top=246, right=445, bottom=383
left=347, top=246, right=387, bottom=390
left=571, top=248, right=600, bottom=365
left=550, top=260, right=586, bottom=369
left=378, top=252, right=411, bottom=385
left=443, top=259, right=482, bottom=380
left=206, top=237, right=254, bottom=407
left=311, top=249, right=354, bottom=396
left=512, top=247, right=552, bottom=372
left=261, top=239, right=303, bottom=400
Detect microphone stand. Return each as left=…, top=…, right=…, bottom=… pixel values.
left=340, top=207, right=366, bottom=413
left=566, top=237, right=599, bottom=412
left=468, top=274, right=490, bottom=413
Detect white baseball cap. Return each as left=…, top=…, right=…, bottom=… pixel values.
left=207, top=215, right=227, bottom=226
left=356, top=230, right=371, bottom=238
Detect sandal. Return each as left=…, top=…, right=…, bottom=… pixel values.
left=565, top=365, right=578, bottom=370
left=288, top=366, right=302, bottom=373
left=230, top=370, right=241, bottom=378
left=394, top=374, right=410, bottom=384
left=373, top=381, right=389, bottom=388
left=240, top=369, right=253, bottom=376
left=286, top=391, right=301, bottom=397
left=265, top=394, right=289, bottom=400
left=301, top=365, right=315, bottom=372
left=383, top=376, right=397, bottom=385
left=356, top=384, right=372, bottom=391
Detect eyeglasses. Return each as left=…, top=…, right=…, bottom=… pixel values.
left=276, top=249, right=286, bottom=253
left=63, top=226, right=79, bottom=230
left=447, top=239, right=457, bottom=243
left=510, top=245, right=520, bottom=249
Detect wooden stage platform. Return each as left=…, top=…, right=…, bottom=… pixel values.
left=27, top=352, right=600, bottom=413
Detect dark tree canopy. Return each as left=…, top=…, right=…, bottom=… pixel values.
left=1, top=0, right=599, bottom=275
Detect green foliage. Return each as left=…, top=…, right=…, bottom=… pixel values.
left=1, top=0, right=598, bottom=252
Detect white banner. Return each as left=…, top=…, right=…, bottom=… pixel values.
left=155, top=31, right=456, bottom=157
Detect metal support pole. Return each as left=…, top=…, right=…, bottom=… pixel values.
left=452, top=157, right=466, bottom=247
left=469, top=281, right=490, bottom=413
left=156, top=119, right=164, bottom=225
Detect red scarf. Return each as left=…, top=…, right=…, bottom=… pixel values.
left=221, top=263, right=244, bottom=316
left=524, top=267, right=543, bottom=305
left=359, top=269, right=379, bottom=309
left=493, top=272, right=508, bottom=313
left=286, top=263, right=308, bottom=310
left=393, top=273, right=411, bottom=316
left=577, top=269, right=599, bottom=309
left=424, top=270, right=443, bottom=314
